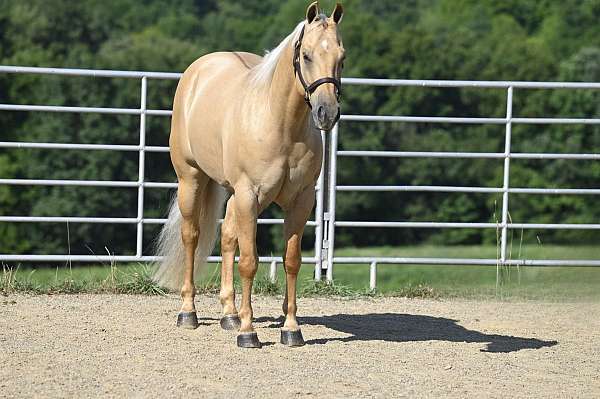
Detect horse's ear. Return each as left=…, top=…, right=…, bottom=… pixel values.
left=331, top=3, right=344, bottom=24
left=306, top=1, right=319, bottom=23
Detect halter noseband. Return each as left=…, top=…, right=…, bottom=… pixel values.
left=293, top=25, right=342, bottom=110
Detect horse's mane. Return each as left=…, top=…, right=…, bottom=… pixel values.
left=249, top=21, right=305, bottom=88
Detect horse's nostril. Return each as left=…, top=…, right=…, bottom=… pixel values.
left=317, top=105, right=326, bottom=121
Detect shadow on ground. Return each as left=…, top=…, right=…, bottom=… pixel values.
left=258, top=313, right=557, bottom=353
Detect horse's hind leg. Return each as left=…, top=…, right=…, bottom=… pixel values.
left=280, top=186, right=316, bottom=347
left=219, top=197, right=241, bottom=330
left=176, top=171, right=209, bottom=329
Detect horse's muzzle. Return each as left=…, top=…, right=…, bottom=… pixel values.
left=312, top=103, right=340, bottom=131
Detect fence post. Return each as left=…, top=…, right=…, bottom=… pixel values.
left=499, top=86, right=513, bottom=284
left=269, top=261, right=277, bottom=283
left=326, top=123, right=339, bottom=282
left=314, top=130, right=326, bottom=280
left=135, top=77, right=147, bottom=258
left=369, top=261, right=377, bottom=291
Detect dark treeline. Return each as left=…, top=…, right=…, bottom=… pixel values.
left=0, top=0, right=599, bottom=258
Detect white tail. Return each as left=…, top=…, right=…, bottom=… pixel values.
left=153, top=181, right=227, bottom=290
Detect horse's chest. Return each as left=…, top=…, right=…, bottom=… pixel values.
left=286, top=154, right=314, bottom=187
left=275, top=145, right=320, bottom=206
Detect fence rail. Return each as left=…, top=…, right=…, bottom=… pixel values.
left=1, top=65, right=599, bottom=289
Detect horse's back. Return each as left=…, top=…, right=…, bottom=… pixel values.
left=176, top=51, right=261, bottom=116
left=181, top=51, right=261, bottom=94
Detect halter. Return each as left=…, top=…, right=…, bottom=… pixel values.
left=293, top=25, right=342, bottom=111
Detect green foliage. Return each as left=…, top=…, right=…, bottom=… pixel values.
left=300, top=279, right=356, bottom=297
left=1, top=262, right=166, bottom=295
left=114, top=264, right=166, bottom=295
left=252, top=275, right=282, bottom=296
left=0, top=0, right=599, bottom=259
left=5, top=243, right=600, bottom=299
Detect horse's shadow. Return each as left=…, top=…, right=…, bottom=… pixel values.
left=257, top=313, right=557, bottom=353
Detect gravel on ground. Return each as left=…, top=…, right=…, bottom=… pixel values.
left=1, top=294, right=599, bottom=398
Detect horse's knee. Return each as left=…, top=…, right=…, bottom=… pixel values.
left=238, top=255, right=258, bottom=279
left=284, top=236, right=302, bottom=275
left=221, top=228, right=237, bottom=253
left=285, top=258, right=301, bottom=276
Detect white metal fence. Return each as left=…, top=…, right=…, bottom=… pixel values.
left=1, top=66, right=600, bottom=288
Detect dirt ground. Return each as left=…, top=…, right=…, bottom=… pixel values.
left=1, top=294, right=599, bottom=398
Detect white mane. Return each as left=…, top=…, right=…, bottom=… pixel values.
left=249, top=21, right=305, bottom=87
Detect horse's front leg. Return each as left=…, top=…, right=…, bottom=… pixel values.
left=233, top=187, right=261, bottom=348
left=219, top=197, right=241, bottom=331
left=281, top=185, right=316, bottom=347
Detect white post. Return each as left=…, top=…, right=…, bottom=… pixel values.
left=499, top=86, right=513, bottom=286
left=326, top=123, right=339, bottom=282
left=314, top=130, right=326, bottom=280
left=369, top=261, right=377, bottom=291
left=269, top=261, right=277, bottom=283
left=135, top=77, right=147, bottom=258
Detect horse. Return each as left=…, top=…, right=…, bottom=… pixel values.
left=154, top=2, right=345, bottom=348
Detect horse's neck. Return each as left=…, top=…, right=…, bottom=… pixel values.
left=267, top=42, right=311, bottom=140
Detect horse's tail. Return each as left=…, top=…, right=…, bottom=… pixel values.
left=153, top=181, right=227, bottom=291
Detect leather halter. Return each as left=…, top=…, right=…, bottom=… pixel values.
left=293, top=25, right=342, bottom=110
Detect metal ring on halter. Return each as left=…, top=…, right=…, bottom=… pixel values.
left=293, top=25, right=342, bottom=110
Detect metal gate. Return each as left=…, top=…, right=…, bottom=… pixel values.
left=1, top=66, right=599, bottom=288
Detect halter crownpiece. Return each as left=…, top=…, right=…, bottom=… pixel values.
left=293, top=25, right=342, bottom=109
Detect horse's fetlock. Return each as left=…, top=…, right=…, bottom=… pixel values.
left=219, top=288, right=234, bottom=303
left=180, top=283, right=196, bottom=299
left=238, top=308, right=253, bottom=321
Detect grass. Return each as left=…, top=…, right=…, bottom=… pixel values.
left=327, top=245, right=600, bottom=300
left=299, top=279, right=359, bottom=297
left=1, top=262, right=165, bottom=296
left=2, top=244, right=599, bottom=300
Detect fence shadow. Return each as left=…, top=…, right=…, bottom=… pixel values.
left=285, top=313, right=559, bottom=353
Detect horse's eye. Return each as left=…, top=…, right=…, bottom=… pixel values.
left=303, top=53, right=312, bottom=62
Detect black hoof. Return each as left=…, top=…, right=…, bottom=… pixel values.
left=281, top=329, right=305, bottom=347
left=237, top=332, right=262, bottom=349
left=176, top=312, right=199, bottom=329
left=220, top=314, right=241, bottom=331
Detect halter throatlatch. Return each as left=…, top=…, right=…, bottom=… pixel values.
left=293, top=25, right=342, bottom=110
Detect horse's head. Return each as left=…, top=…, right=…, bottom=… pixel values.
left=294, top=2, right=345, bottom=131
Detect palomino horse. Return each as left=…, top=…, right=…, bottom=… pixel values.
left=154, top=2, right=345, bottom=348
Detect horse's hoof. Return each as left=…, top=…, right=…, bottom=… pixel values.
left=176, top=312, right=199, bottom=329
left=281, top=329, right=305, bottom=347
left=220, top=314, right=241, bottom=331
left=237, top=332, right=262, bottom=349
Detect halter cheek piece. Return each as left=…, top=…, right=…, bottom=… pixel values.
left=293, top=25, right=342, bottom=123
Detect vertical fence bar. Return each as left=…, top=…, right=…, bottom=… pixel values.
left=499, top=86, right=513, bottom=274
left=326, top=123, right=339, bottom=282
left=269, top=261, right=277, bottom=283
left=135, top=77, right=147, bottom=258
left=314, top=130, right=326, bottom=280
left=369, top=261, right=377, bottom=290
